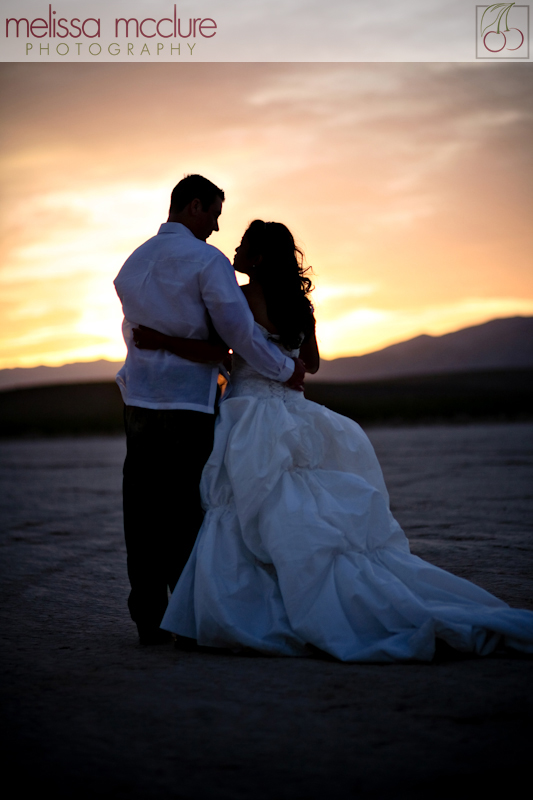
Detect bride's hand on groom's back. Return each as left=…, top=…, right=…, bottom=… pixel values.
left=285, top=358, right=306, bottom=392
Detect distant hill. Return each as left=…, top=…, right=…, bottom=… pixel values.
left=0, top=358, right=124, bottom=392
left=308, top=316, right=533, bottom=383
left=1, top=316, right=532, bottom=391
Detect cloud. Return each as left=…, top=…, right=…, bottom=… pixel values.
left=318, top=297, right=533, bottom=358
left=0, top=63, right=531, bottom=367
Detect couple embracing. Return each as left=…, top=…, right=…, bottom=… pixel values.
left=115, top=174, right=533, bottom=661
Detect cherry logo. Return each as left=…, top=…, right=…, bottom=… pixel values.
left=481, top=3, right=525, bottom=52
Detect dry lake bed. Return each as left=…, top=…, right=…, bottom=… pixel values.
left=1, top=422, right=532, bottom=799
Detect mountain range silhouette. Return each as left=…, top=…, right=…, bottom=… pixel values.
left=1, top=316, right=532, bottom=392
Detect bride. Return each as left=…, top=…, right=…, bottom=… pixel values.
left=133, top=220, right=533, bottom=662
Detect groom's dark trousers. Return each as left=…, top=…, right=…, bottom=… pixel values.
left=123, top=405, right=215, bottom=635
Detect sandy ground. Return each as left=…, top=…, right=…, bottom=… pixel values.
left=1, top=423, right=532, bottom=799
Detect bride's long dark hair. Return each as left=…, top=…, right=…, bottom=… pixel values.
left=244, top=220, right=315, bottom=350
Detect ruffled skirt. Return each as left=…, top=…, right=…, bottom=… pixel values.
left=161, top=394, right=533, bottom=661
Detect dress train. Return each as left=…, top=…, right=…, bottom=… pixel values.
left=161, top=330, right=533, bottom=662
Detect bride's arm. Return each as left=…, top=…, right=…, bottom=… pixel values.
left=132, top=325, right=229, bottom=365
left=300, top=320, right=320, bottom=374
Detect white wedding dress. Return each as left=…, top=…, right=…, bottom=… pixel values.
left=161, top=327, right=533, bottom=661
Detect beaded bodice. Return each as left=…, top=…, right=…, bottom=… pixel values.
left=227, top=325, right=303, bottom=407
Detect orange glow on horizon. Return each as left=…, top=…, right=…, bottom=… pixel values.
left=1, top=63, right=532, bottom=370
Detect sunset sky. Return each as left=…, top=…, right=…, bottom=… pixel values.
left=0, top=62, right=532, bottom=369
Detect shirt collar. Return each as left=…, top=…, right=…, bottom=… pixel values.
left=157, top=222, right=196, bottom=238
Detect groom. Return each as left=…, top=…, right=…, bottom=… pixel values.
left=114, top=174, right=305, bottom=644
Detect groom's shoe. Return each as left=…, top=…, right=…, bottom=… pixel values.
left=137, top=625, right=173, bottom=646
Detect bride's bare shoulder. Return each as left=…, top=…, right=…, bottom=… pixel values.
left=240, top=281, right=260, bottom=300
left=241, top=282, right=278, bottom=333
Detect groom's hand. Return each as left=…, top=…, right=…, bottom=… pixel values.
left=285, top=358, right=306, bottom=392
left=132, top=325, right=164, bottom=350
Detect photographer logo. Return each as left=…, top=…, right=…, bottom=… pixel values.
left=476, top=4, right=529, bottom=58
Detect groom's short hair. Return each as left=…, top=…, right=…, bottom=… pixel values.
left=170, top=175, right=225, bottom=213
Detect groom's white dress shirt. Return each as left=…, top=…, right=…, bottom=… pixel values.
left=114, top=222, right=294, bottom=413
